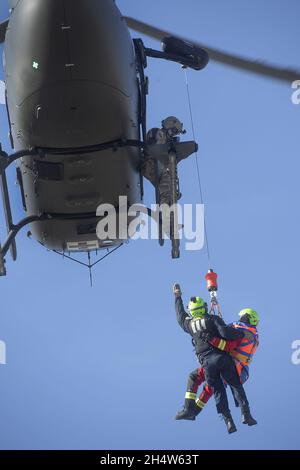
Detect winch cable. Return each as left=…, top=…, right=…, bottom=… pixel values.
left=183, top=69, right=222, bottom=318
left=183, top=69, right=211, bottom=267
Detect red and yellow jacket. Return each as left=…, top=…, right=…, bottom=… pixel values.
left=210, top=321, right=259, bottom=365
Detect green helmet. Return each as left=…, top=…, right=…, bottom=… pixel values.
left=239, top=308, right=260, bottom=326
left=188, top=297, right=207, bottom=319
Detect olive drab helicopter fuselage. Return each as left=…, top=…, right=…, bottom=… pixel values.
left=0, top=0, right=208, bottom=275
left=5, top=0, right=142, bottom=252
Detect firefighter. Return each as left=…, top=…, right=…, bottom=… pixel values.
left=173, top=284, right=257, bottom=434
left=182, top=309, right=259, bottom=425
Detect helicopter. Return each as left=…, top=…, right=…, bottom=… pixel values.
left=0, top=0, right=299, bottom=278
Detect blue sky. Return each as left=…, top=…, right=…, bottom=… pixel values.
left=0, top=0, right=299, bottom=450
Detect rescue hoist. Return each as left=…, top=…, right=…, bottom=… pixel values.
left=205, top=269, right=222, bottom=318
left=183, top=70, right=221, bottom=317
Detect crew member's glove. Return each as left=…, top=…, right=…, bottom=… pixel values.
left=173, top=283, right=182, bottom=297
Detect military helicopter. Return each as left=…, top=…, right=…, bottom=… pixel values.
left=0, top=0, right=299, bottom=277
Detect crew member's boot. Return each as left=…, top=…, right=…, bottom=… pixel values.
left=222, top=413, right=237, bottom=434
left=241, top=407, right=257, bottom=426
left=175, top=399, right=201, bottom=421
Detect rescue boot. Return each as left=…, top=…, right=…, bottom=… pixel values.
left=222, top=413, right=237, bottom=434
left=175, top=399, right=200, bottom=421
left=241, top=408, right=257, bottom=426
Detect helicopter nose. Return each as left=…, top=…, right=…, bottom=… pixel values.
left=5, top=0, right=138, bottom=147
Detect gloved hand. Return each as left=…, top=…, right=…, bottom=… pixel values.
left=173, top=283, right=182, bottom=297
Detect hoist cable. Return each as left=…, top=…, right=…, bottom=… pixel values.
left=183, top=69, right=211, bottom=266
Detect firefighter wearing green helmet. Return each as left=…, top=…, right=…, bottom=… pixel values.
left=229, top=308, right=260, bottom=365
left=239, top=308, right=260, bottom=325
left=178, top=306, right=260, bottom=424
left=173, top=284, right=257, bottom=434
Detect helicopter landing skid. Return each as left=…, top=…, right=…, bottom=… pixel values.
left=0, top=244, right=6, bottom=276
left=0, top=138, right=197, bottom=272
left=0, top=144, right=38, bottom=269
left=0, top=211, right=107, bottom=277
left=0, top=139, right=144, bottom=275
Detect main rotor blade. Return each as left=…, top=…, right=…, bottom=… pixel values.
left=125, top=17, right=300, bottom=83
left=0, top=19, right=9, bottom=44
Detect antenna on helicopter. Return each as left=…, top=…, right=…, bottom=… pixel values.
left=52, top=244, right=124, bottom=287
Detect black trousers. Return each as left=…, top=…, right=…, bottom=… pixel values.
left=200, top=351, right=249, bottom=415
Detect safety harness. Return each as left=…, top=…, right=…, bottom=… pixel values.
left=230, top=322, right=259, bottom=365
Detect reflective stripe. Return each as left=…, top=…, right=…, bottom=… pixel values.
left=191, top=322, right=197, bottom=334
left=200, top=319, right=206, bottom=330
left=196, top=399, right=206, bottom=409
left=191, top=319, right=202, bottom=333
left=185, top=392, right=197, bottom=400
left=235, top=348, right=252, bottom=358
left=218, top=339, right=226, bottom=351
